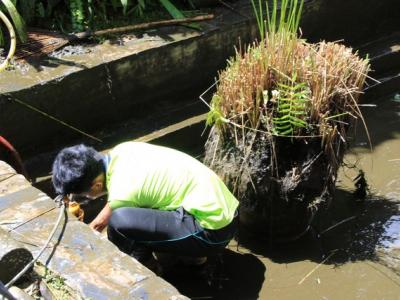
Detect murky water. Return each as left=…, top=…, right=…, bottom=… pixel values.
left=16, top=78, right=400, bottom=298
left=20, top=89, right=400, bottom=299
left=163, top=91, right=400, bottom=299
left=13, top=89, right=399, bottom=299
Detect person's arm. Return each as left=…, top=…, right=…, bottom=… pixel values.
left=89, top=202, right=112, bottom=232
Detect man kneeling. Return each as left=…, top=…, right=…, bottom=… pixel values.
left=52, top=142, right=238, bottom=272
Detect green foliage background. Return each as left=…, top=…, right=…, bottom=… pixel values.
left=0, top=0, right=193, bottom=46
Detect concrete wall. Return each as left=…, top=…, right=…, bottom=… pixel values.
left=301, top=0, right=400, bottom=45
left=0, top=7, right=258, bottom=157
left=0, top=0, right=399, bottom=159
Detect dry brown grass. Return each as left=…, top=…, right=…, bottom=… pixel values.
left=207, top=29, right=370, bottom=166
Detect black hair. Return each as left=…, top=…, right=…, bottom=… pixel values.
left=52, top=144, right=104, bottom=195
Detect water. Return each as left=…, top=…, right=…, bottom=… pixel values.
left=12, top=58, right=399, bottom=299
left=22, top=89, right=400, bottom=299
left=163, top=90, right=400, bottom=299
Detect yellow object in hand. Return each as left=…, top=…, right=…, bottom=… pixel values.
left=68, top=201, right=84, bottom=221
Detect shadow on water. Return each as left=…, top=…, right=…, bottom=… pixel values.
left=156, top=188, right=399, bottom=299
left=162, top=249, right=266, bottom=300
left=236, top=188, right=399, bottom=267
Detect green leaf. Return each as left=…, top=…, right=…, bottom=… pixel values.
left=280, top=128, right=294, bottom=135
left=69, top=0, right=85, bottom=32
left=277, top=82, right=292, bottom=89
left=325, top=112, right=350, bottom=120
left=292, top=95, right=307, bottom=100
left=138, top=0, right=146, bottom=9
left=278, top=109, right=291, bottom=114
left=273, top=75, right=310, bottom=136
left=111, top=0, right=119, bottom=11
left=291, top=119, right=307, bottom=125
left=0, top=26, right=4, bottom=47
left=207, top=95, right=224, bottom=126
left=291, top=105, right=306, bottom=109
left=18, top=0, right=35, bottom=24
left=87, top=0, right=93, bottom=23
left=36, top=2, right=45, bottom=18
left=1, top=0, right=27, bottom=42
left=273, top=119, right=289, bottom=124
left=278, top=115, right=291, bottom=120
left=120, top=0, right=128, bottom=15
left=291, top=111, right=306, bottom=115
left=293, top=82, right=306, bottom=89
left=159, top=0, right=185, bottom=19
left=275, top=124, right=292, bottom=130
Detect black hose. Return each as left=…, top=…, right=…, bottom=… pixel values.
left=5, top=196, right=66, bottom=288
left=0, top=280, right=16, bottom=300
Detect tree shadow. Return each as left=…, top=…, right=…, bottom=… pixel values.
left=12, top=19, right=208, bottom=72
left=25, top=55, right=89, bottom=71
left=162, top=249, right=266, bottom=300
left=152, top=188, right=399, bottom=299
left=236, top=188, right=400, bottom=268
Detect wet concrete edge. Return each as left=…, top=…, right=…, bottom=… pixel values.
left=0, top=161, right=189, bottom=299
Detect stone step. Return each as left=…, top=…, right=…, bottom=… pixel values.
left=0, top=161, right=188, bottom=299
left=0, top=228, right=33, bottom=284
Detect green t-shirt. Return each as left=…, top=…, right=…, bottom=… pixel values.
left=106, top=142, right=239, bottom=230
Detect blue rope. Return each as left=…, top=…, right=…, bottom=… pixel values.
left=140, top=230, right=205, bottom=244
left=141, top=230, right=230, bottom=245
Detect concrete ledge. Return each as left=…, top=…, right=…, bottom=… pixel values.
left=0, top=161, right=30, bottom=196
left=0, top=161, right=188, bottom=299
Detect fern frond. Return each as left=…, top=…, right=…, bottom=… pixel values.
left=272, top=75, right=310, bottom=136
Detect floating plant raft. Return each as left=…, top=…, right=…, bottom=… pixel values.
left=204, top=0, right=370, bottom=241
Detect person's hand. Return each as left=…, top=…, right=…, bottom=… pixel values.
left=89, top=203, right=112, bottom=232
left=89, top=216, right=108, bottom=232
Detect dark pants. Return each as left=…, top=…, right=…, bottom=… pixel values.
left=107, top=207, right=237, bottom=262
